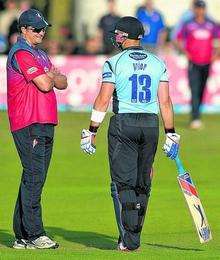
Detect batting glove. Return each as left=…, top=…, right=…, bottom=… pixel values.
left=80, top=129, right=96, bottom=155
left=163, top=133, right=180, bottom=160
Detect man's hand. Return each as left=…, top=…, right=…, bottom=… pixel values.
left=47, top=66, right=61, bottom=79
left=80, top=129, right=96, bottom=155
left=163, top=133, right=180, bottom=160
left=47, top=65, right=67, bottom=90
left=50, top=65, right=61, bottom=76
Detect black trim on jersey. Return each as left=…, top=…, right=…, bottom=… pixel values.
left=106, top=61, right=114, bottom=73
left=113, top=89, right=119, bottom=114
left=102, top=81, right=115, bottom=84
left=160, top=80, right=169, bottom=82
left=123, top=46, right=143, bottom=51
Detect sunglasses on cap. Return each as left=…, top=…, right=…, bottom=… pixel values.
left=26, top=26, right=47, bottom=33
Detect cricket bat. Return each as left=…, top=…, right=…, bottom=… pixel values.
left=174, top=155, right=212, bottom=243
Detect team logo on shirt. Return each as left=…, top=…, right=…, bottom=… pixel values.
left=27, top=67, right=38, bottom=74
left=152, top=14, right=160, bottom=22
left=36, top=13, right=42, bottom=19
left=193, top=29, right=211, bottom=39
left=129, top=52, right=148, bottom=60
left=102, top=72, right=112, bottom=79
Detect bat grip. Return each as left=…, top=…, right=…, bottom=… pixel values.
left=175, top=154, right=186, bottom=175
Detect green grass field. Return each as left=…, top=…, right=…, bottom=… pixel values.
left=0, top=111, right=219, bottom=260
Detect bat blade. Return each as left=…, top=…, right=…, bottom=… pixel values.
left=177, top=172, right=212, bottom=243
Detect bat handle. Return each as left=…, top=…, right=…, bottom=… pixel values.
left=175, top=154, right=186, bottom=175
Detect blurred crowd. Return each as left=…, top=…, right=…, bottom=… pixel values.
left=0, top=0, right=219, bottom=55
left=0, top=0, right=32, bottom=53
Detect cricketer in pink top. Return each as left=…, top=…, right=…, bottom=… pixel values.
left=7, top=36, right=57, bottom=132
left=177, top=18, right=220, bottom=65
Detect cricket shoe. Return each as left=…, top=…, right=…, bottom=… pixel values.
left=117, top=242, right=140, bottom=252
left=13, top=239, right=35, bottom=249
left=117, top=241, right=130, bottom=252
left=189, top=120, right=203, bottom=130
left=28, top=236, right=59, bottom=249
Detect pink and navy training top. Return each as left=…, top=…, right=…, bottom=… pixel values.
left=7, top=36, right=58, bottom=132
left=177, top=18, right=220, bottom=65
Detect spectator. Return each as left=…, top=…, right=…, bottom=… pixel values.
left=5, top=19, right=18, bottom=53
left=0, top=0, right=19, bottom=37
left=174, top=0, right=220, bottom=129
left=5, top=0, right=34, bottom=53
left=136, top=0, right=167, bottom=53
left=98, top=0, right=121, bottom=54
left=171, top=0, right=214, bottom=40
left=58, top=24, right=80, bottom=55
left=46, top=39, right=62, bottom=56
left=0, top=34, right=7, bottom=53
left=77, top=35, right=103, bottom=55
left=19, top=0, right=33, bottom=12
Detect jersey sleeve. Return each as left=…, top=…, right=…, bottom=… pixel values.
left=102, top=61, right=116, bottom=84
left=177, top=23, right=187, bottom=40
left=213, top=23, right=220, bottom=38
left=136, top=7, right=142, bottom=20
left=158, top=13, right=166, bottom=31
left=14, top=50, right=46, bottom=82
left=160, top=63, right=169, bottom=82
left=98, top=17, right=104, bottom=29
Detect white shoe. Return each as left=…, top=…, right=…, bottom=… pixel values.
left=117, top=241, right=130, bottom=252
left=13, top=239, right=35, bottom=249
left=28, top=236, right=59, bottom=249
left=190, top=119, right=203, bottom=129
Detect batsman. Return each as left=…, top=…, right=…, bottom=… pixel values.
left=81, top=16, right=180, bottom=251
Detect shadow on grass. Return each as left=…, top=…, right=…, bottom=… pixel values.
left=145, top=243, right=203, bottom=252
left=0, top=230, right=14, bottom=248
left=46, top=226, right=117, bottom=250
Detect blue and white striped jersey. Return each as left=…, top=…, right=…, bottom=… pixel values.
left=102, top=46, right=168, bottom=114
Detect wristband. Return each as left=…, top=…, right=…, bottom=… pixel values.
left=89, top=125, right=99, bottom=133
left=165, top=128, right=175, bottom=134
left=91, top=109, right=106, bottom=123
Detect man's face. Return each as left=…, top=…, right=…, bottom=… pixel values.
left=145, top=0, right=154, bottom=10
left=113, top=30, right=128, bottom=49
left=21, top=26, right=46, bottom=45
left=108, top=0, right=115, bottom=13
left=193, top=6, right=206, bottom=18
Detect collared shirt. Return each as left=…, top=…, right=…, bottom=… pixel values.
left=177, top=18, right=220, bottom=65
left=102, top=46, right=168, bottom=114
left=136, top=7, right=165, bottom=46
left=7, top=36, right=58, bottom=131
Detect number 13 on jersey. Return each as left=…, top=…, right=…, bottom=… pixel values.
left=129, top=74, right=151, bottom=103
